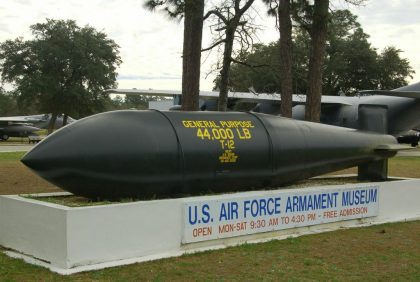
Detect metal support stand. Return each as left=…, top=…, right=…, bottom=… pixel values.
left=358, top=159, right=388, bottom=181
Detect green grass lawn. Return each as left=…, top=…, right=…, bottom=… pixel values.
left=0, top=151, right=26, bottom=161
left=0, top=221, right=419, bottom=281
left=0, top=137, right=34, bottom=144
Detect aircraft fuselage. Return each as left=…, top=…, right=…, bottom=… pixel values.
left=291, top=95, right=420, bottom=136
left=0, top=124, right=41, bottom=140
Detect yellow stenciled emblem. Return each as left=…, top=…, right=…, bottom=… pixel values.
left=219, top=150, right=239, bottom=163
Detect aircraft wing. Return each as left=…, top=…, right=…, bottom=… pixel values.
left=105, top=88, right=282, bottom=101
left=105, top=89, right=352, bottom=106
left=104, top=89, right=183, bottom=97
left=0, top=116, right=43, bottom=124
left=359, top=90, right=420, bottom=99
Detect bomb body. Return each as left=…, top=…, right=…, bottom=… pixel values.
left=22, top=110, right=397, bottom=199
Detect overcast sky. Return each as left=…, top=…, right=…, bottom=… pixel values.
left=0, top=0, right=419, bottom=92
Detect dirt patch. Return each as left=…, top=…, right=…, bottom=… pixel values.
left=0, top=161, right=62, bottom=195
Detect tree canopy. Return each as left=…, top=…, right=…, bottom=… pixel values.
left=0, top=89, right=18, bottom=116
left=0, top=19, right=121, bottom=131
left=218, top=9, right=414, bottom=96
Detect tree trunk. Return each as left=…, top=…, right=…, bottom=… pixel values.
left=218, top=28, right=235, bottom=112
left=181, top=0, right=205, bottom=111
left=278, top=0, right=293, bottom=118
left=62, top=114, right=68, bottom=126
left=47, top=113, right=58, bottom=135
left=305, top=0, right=329, bottom=122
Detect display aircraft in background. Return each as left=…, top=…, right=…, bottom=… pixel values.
left=0, top=116, right=41, bottom=140
left=106, top=82, right=420, bottom=146
left=0, top=113, right=76, bottom=141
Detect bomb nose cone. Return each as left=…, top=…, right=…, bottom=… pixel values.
left=21, top=135, right=56, bottom=172
left=21, top=147, right=39, bottom=168
left=20, top=110, right=183, bottom=198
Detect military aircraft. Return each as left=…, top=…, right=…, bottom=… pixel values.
left=0, top=113, right=76, bottom=141
left=28, top=113, right=76, bottom=129
left=0, top=119, right=41, bottom=140
left=105, top=82, right=420, bottom=144
left=396, top=129, right=420, bottom=147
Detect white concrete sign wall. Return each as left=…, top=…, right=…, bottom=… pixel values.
left=183, top=185, right=379, bottom=243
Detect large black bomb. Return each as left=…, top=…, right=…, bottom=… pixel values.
left=22, top=110, right=397, bottom=199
